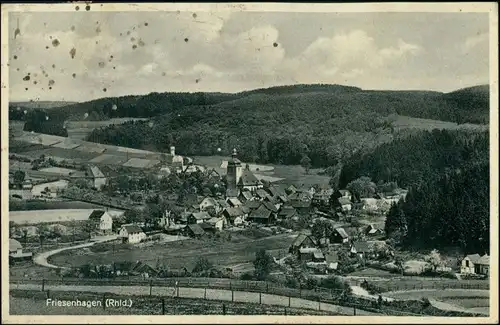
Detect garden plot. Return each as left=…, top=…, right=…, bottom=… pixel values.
left=9, top=209, right=125, bottom=225
left=254, top=174, right=285, bottom=183
left=116, top=146, right=156, bottom=155
left=51, top=138, right=83, bottom=149
left=74, top=144, right=106, bottom=154
left=16, top=133, right=64, bottom=146
left=123, top=158, right=159, bottom=169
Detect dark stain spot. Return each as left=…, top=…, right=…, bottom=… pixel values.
left=131, top=37, right=136, bottom=42
left=138, top=39, right=145, bottom=47
left=132, top=45, right=137, bottom=50
left=184, top=38, right=189, bottom=43
left=273, top=42, right=278, bottom=47
left=70, top=48, right=76, bottom=59
left=98, top=62, right=105, bottom=68
left=95, top=41, right=98, bottom=45
left=113, top=66, right=116, bottom=70
left=133, top=26, right=136, bottom=30
left=52, top=39, right=60, bottom=47
left=25, top=88, right=28, bottom=91
left=176, top=10, right=180, bottom=15
left=85, top=5, right=91, bottom=11
left=75, top=6, right=80, bottom=11
left=46, top=46, right=49, bottom=49
left=13, top=55, right=18, bottom=60
left=49, top=86, right=52, bottom=90
left=34, top=73, right=37, bottom=77
left=28, top=72, right=31, bottom=76
left=71, top=25, right=75, bottom=32
left=120, top=33, right=123, bottom=36
left=33, top=81, right=37, bottom=85
left=162, top=72, right=166, bottom=76
left=52, top=64, right=56, bottom=69
left=96, top=26, right=101, bottom=33
left=16, top=68, right=20, bottom=71
left=103, top=88, right=107, bottom=92
left=195, top=78, right=200, bottom=83
left=72, top=73, right=76, bottom=78
left=144, top=22, right=148, bottom=26
left=23, top=75, right=30, bottom=81
left=49, top=36, right=53, bottom=40
left=127, top=31, right=131, bottom=36
left=48, top=80, right=55, bottom=86
left=110, top=55, right=114, bottom=59
left=192, top=13, right=197, bottom=18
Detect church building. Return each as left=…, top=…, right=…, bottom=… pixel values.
left=225, top=149, right=263, bottom=198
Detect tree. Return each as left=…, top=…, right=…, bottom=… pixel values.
left=36, top=224, right=50, bottom=248
left=13, top=170, right=26, bottom=184
left=346, top=176, right=377, bottom=200
left=300, top=155, right=312, bottom=174
left=394, top=256, right=405, bottom=275
left=425, top=249, right=443, bottom=272
left=253, top=249, right=274, bottom=280
left=81, top=220, right=95, bottom=240
left=311, top=220, right=333, bottom=243
left=124, top=208, right=145, bottom=224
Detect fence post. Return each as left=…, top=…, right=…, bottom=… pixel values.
left=204, top=288, right=207, bottom=300
left=162, top=298, right=165, bottom=315
left=288, top=295, right=291, bottom=307
left=230, top=282, right=232, bottom=291
left=46, top=290, right=50, bottom=299
left=222, top=304, right=226, bottom=315
left=318, top=297, right=321, bottom=311
left=266, top=283, right=269, bottom=293
left=284, top=308, right=287, bottom=316
left=353, top=305, right=356, bottom=316
left=177, top=287, right=180, bottom=297
left=103, top=294, right=106, bottom=310
left=259, top=292, right=262, bottom=304
left=232, top=290, right=234, bottom=302
left=41, top=279, right=45, bottom=292
left=150, top=280, right=153, bottom=296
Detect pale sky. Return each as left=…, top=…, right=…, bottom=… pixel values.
left=8, top=10, right=490, bottom=102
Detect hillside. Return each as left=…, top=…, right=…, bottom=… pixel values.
left=10, top=101, right=78, bottom=109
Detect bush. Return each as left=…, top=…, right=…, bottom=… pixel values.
left=360, top=280, right=385, bottom=294
left=320, top=275, right=351, bottom=293
left=285, top=276, right=300, bottom=288
left=192, top=257, right=214, bottom=273
left=239, top=272, right=255, bottom=280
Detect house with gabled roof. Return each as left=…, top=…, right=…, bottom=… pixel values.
left=9, top=238, right=33, bottom=262
left=278, top=206, right=297, bottom=220
left=226, top=197, right=243, bottom=207
left=262, top=200, right=279, bottom=213
left=289, top=233, right=317, bottom=254
left=350, top=241, right=372, bottom=259
left=255, top=188, right=270, bottom=201
left=186, top=224, right=205, bottom=238
left=239, top=190, right=253, bottom=202
left=461, top=253, right=490, bottom=275
left=238, top=165, right=263, bottom=192
left=187, top=211, right=212, bottom=224
left=199, top=197, right=220, bottom=213
left=330, top=227, right=350, bottom=244
left=222, top=207, right=248, bottom=226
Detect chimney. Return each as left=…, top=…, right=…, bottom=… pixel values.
left=170, top=146, right=175, bottom=156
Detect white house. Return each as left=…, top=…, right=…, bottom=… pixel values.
left=338, top=198, right=352, bottom=212
left=31, top=179, right=69, bottom=198
left=198, top=197, right=220, bottom=213
left=90, top=165, right=107, bottom=190
left=339, top=190, right=352, bottom=201
left=9, top=238, right=32, bottom=260
left=461, top=254, right=490, bottom=275
left=88, top=210, right=113, bottom=233
left=360, top=198, right=378, bottom=211
left=206, top=217, right=225, bottom=231
left=119, top=224, right=146, bottom=244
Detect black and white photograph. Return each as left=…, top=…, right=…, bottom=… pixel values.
left=1, top=2, right=498, bottom=323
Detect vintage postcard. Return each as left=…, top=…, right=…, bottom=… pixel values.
left=1, top=2, right=498, bottom=324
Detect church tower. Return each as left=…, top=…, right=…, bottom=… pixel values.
left=226, top=148, right=243, bottom=191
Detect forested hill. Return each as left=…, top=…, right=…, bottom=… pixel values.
left=339, top=129, right=489, bottom=189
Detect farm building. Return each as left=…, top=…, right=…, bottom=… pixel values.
left=186, top=224, right=205, bottom=238
left=360, top=198, right=378, bottom=211
left=222, top=207, right=247, bottom=226
left=255, top=188, right=270, bottom=201
left=365, top=224, right=382, bottom=237
left=226, top=197, right=243, bottom=207
left=238, top=165, right=264, bottom=192
left=278, top=206, right=297, bottom=220
left=198, top=197, right=220, bottom=213
left=119, top=224, right=146, bottom=244
left=206, top=217, right=226, bottom=231
left=338, top=190, right=352, bottom=201
left=9, top=238, right=33, bottom=262
left=337, top=198, right=352, bottom=212
left=324, top=251, right=339, bottom=270
left=247, top=204, right=275, bottom=224
left=169, top=146, right=184, bottom=171
left=289, top=233, right=317, bottom=254
left=350, top=241, right=373, bottom=259
left=461, top=254, right=490, bottom=275
left=238, top=190, right=253, bottom=202
left=290, top=200, right=311, bottom=215
left=187, top=211, right=212, bottom=224
left=31, top=179, right=69, bottom=198
left=89, top=165, right=107, bottom=190
left=312, top=186, right=334, bottom=206
left=88, top=210, right=113, bottom=233
left=330, top=227, right=349, bottom=244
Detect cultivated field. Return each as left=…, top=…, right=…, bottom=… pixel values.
left=9, top=209, right=125, bottom=225
left=65, top=118, right=149, bottom=140
left=48, top=232, right=298, bottom=270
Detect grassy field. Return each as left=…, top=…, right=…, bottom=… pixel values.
left=193, top=155, right=329, bottom=187
left=48, top=232, right=298, bottom=271
left=9, top=290, right=337, bottom=315
left=65, top=118, right=148, bottom=140
left=392, top=115, right=488, bottom=131
left=9, top=208, right=125, bottom=225
left=9, top=200, right=121, bottom=211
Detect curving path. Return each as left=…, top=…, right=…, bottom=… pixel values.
left=33, top=236, right=118, bottom=269
left=11, top=283, right=379, bottom=315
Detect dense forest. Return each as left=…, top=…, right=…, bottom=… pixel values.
left=385, top=161, right=489, bottom=253
left=339, top=129, right=489, bottom=188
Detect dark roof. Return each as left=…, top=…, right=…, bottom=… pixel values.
left=218, top=200, right=230, bottom=208
left=279, top=206, right=297, bottom=216
left=132, top=261, right=158, bottom=275
left=187, top=224, right=205, bottom=235
left=241, top=205, right=251, bottom=214
left=190, top=211, right=211, bottom=220
left=240, top=191, right=253, bottom=200
left=290, top=200, right=311, bottom=208
left=226, top=188, right=240, bottom=198
left=249, top=204, right=273, bottom=219
left=199, top=222, right=215, bottom=230
left=325, top=251, right=339, bottom=263
left=352, top=241, right=371, bottom=253
left=238, top=169, right=262, bottom=186
left=334, top=228, right=349, bottom=239
left=122, top=225, right=143, bottom=234
left=477, top=254, right=489, bottom=265
left=88, top=210, right=106, bottom=220
left=227, top=198, right=243, bottom=206
left=255, top=189, right=269, bottom=198
left=262, top=201, right=278, bottom=213
left=465, top=254, right=482, bottom=263
left=339, top=190, right=351, bottom=195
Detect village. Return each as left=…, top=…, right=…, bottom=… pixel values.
left=8, top=138, right=490, bottom=288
